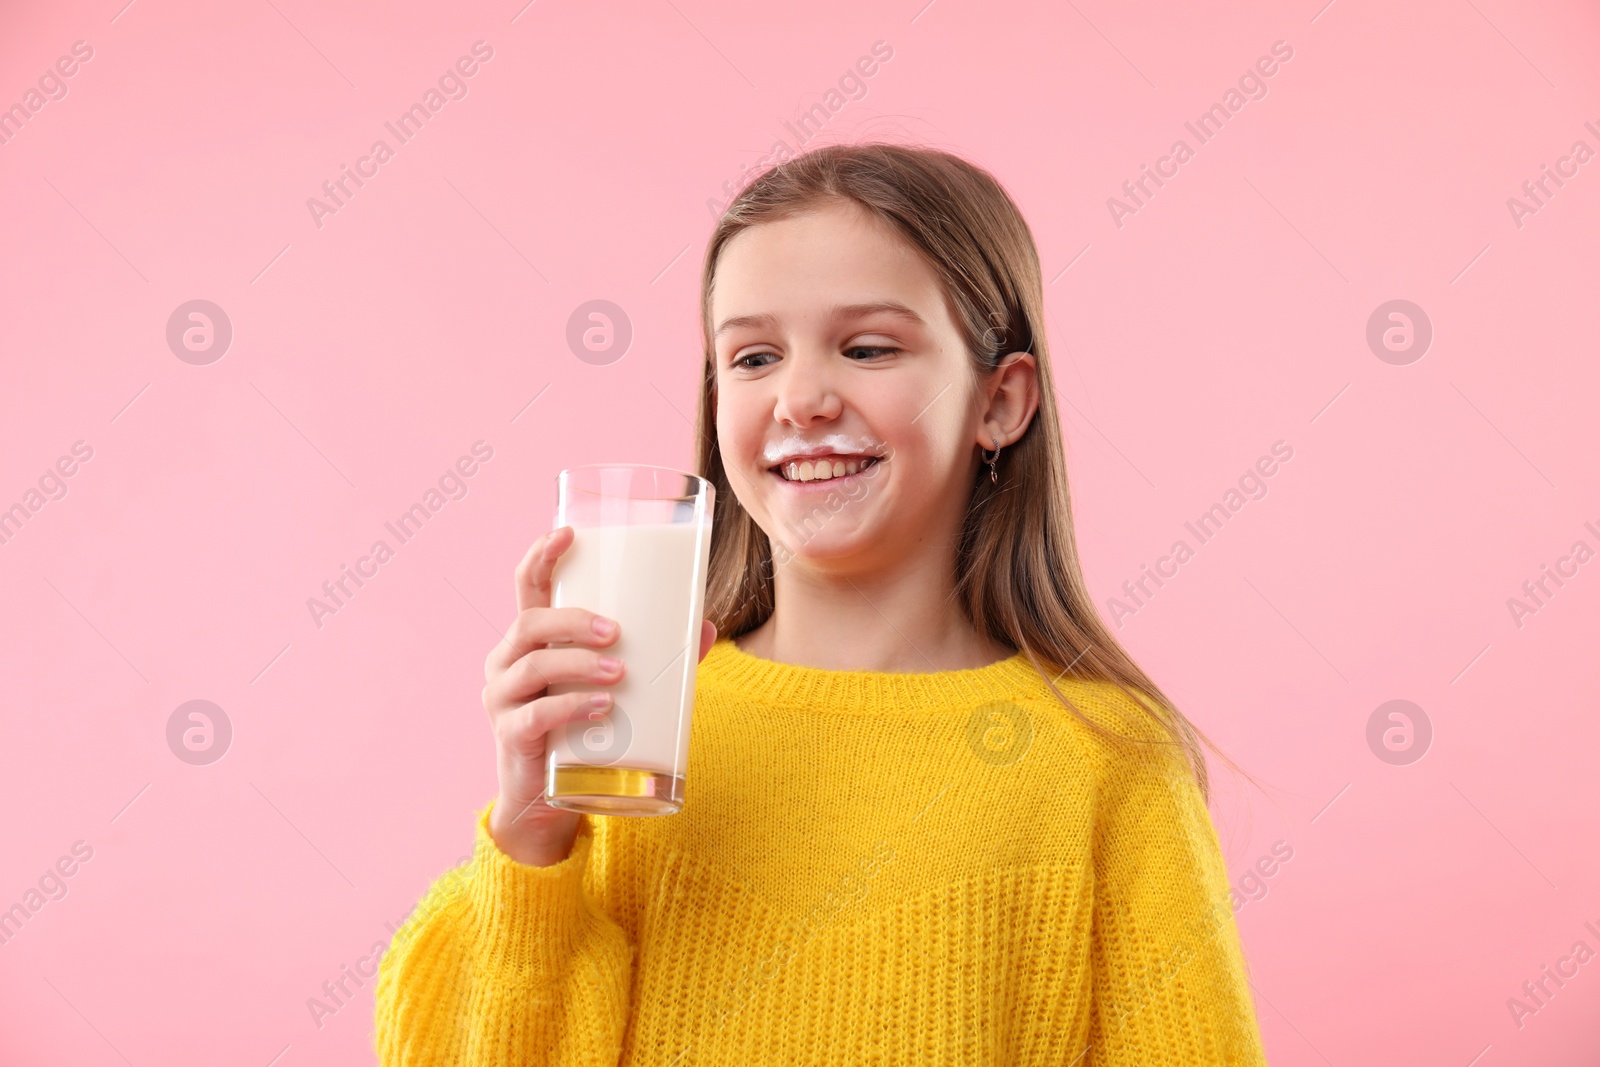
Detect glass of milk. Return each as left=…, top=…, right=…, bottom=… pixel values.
left=543, top=464, right=715, bottom=816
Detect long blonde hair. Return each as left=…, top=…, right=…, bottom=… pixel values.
left=692, top=141, right=1252, bottom=802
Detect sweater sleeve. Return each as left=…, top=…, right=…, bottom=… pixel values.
left=372, top=799, right=634, bottom=1066
left=1085, top=741, right=1269, bottom=1066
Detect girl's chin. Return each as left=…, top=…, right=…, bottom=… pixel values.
left=769, top=540, right=875, bottom=569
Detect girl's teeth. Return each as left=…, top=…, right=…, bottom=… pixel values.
left=781, top=458, right=869, bottom=482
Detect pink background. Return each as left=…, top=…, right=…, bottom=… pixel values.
left=3, top=0, right=1598, bottom=1063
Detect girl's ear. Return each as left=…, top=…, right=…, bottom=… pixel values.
left=978, top=351, right=1039, bottom=449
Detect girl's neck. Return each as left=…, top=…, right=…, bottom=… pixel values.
left=734, top=548, right=1013, bottom=673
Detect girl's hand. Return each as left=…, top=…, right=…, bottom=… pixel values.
left=482, top=525, right=717, bottom=866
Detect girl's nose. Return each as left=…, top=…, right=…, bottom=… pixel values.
left=771, top=351, right=843, bottom=425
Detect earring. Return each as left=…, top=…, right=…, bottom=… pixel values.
left=981, top=433, right=1001, bottom=483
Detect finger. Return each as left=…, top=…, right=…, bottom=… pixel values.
left=514, top=526, right=574, bottom=615
left=497, top=689, right=615, bottom=759
left=486, top=605, right=619, bottom=676
left=489, top=646, right=624, bottom=710
left=697, top=619, right=717, bottom=663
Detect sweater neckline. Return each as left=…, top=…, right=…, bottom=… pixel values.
left=698, top=636, right=1042, bottom=712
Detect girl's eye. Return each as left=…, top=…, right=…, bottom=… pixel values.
left=733, top=351, right=777, bottom=370
left=732, top=346, right=898, bottom=370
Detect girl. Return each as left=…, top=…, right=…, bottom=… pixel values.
left=374, top=142, right=1269, bottom=1065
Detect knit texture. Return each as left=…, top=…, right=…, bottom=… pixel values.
left=373, top=637, right=1269, bottom=1065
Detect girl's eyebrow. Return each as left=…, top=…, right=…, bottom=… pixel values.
left=714, top=300, right=928, bottom=338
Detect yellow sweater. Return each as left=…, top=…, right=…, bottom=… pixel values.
left=373, top=638, right=1268, bottom=1065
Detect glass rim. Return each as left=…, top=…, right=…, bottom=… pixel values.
left=557, top=463, right=712, bottom=502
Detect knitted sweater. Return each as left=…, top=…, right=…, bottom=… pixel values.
left=373, top=637, right=1268, bottom=1065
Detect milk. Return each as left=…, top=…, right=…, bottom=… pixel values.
left=545, top=520, right=713, bottom=787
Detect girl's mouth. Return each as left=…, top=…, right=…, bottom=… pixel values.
left=768, top=455, right=881, bottom=485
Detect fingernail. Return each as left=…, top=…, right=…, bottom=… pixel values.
left=588, top=693, right=611, bottom=709
left=592, top=617, right=617, bottom=637
left=599, top=656, right=623, bottom=674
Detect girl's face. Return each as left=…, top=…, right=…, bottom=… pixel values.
left=709, top=198, right=993, bottom=572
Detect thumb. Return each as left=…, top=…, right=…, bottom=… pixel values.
left=697, top=619, right=718, bottom=662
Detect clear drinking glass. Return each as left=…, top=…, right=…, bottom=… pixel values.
left=543, top=464, right=715, bottom=816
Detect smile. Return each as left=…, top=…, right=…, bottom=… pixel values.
left=769, top=455, right=881, bottom=484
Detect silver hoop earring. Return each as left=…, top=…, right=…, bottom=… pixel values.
left=981, top=434, right=1001, bottom=483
